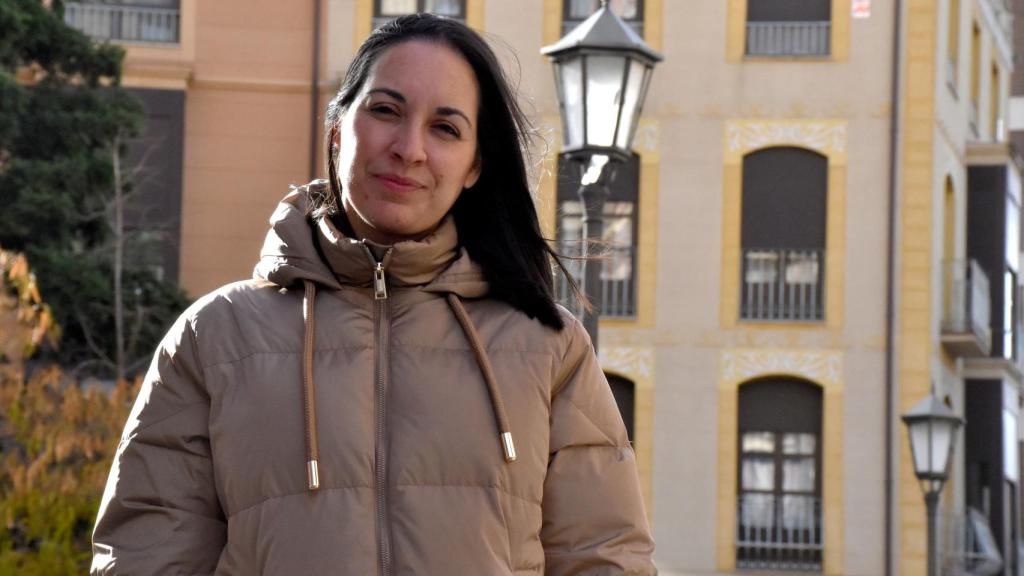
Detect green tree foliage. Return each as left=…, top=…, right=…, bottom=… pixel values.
left=0, top=0, right=190, bottom=376
left=0, top=249, right=139, bottom=574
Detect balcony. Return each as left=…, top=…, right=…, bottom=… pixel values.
left=941, top=259, right=991, bottom=358
left=736, top=494, right=823, bottom=571
left=939, top=508, right=1003, bottom=575
left=554, top=243, right=637, bottom=319
left=745, top=21, right=831, bottom=57
left=64, top=2, right=180, bottom=44
left=740, top=248, right=824, bottom=322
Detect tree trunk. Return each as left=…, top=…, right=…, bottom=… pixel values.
left=112, top=133, right=125, bottom=383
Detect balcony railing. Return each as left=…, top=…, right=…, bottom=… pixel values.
left=64, top=2, right=180, bottom=44
left=745, top=21, right=831, bottom=57
left=939, top=507, right=1003, bottom=575
left=740, top=248, right=824, bottom=322
left=941, top=259, right=991, bottom=357
left=554, top=243, right=637, bottom=319
left=736, top=494, right=823, bottom=571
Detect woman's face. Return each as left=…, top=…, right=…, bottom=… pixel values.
left=335, top=40, right=481, bottom=245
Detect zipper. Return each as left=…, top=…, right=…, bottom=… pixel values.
left=370, top=248, right=393, bottom=576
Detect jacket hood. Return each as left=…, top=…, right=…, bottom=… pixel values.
left=254, top=183, right=488, bottom=299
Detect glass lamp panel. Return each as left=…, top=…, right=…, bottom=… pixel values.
left=614, top=59, right=646, bottom=149
left=584, top=55, right=628, bottom=148
left=908, top=420, right=931, bottom=476
left=928, top=420, right=955, bottom=475
left=557, top=58, right=585, bottom=149
left=380, top=0, right=416, bottom=15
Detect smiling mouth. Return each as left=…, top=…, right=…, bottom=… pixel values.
left=376, top=174, right=422, bottom=191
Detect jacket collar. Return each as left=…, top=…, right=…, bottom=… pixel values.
left=254, top=182, right=489, bottom=298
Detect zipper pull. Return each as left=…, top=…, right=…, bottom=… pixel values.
left=374, top=262, right=388, bottom=300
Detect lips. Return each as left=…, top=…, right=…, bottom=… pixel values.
left=375, top=173, right=423, bottom=191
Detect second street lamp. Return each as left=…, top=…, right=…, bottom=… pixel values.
left=542, top=0, right=661, bottom=350
left=901, top=392, right=964, bottom=576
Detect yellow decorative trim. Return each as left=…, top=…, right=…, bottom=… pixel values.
left=542, top=0, right=562, bottom=48
left=644, top=0, right=663, bottom=52
left=726, top=0, right=851, bottom=62
left=354, top=0, right=373, bottom=49
left=466, top=0, right=484, bottom=30
left=721, top=349, right=841, bottom=384
left=720, top=119, right=847, bottom=330
left=898, top=1, right=938, bottom=574
left=600, top=346, right=654, bottom=380
left=716, top=349, right=845, bottom=574
left=725, top=121, right=848, bottom=165
left=725, top=0, right=746, bottom=63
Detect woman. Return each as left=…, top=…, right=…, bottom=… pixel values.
left=92, top=13, right=655, bottom=575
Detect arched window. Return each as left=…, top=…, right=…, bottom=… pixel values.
left=555, top=153, right=640, bottom=318
left=605, top=373, right=635, bottom=442
left=373, top=0, right=466, bottom=29
left=740, top=146, right=827, bottom=322
left=737, top=377, right=823, bottom=570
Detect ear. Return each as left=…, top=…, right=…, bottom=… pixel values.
left=463, top=153, right=482, bottom=189
left=330, top=124, right=340, bottom=151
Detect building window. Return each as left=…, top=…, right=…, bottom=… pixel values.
left=373, top=0, right=465, bottom=29
left=64, top=1, right=181, bottom=44
left=740, top=147, right=827, bottom=322
left=562, top=0, right=643, bottom=37
left=606, top=373, right=635, bottom=443
left=990, top=63, right=1003, bottom=141
left=745, top=0, right=831, bottom=57
left=554, top=153, right=640, bottom=319
left=737, top=378, right=823, bottom=571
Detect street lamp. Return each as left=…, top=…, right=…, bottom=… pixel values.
left=542, top=0, right=661, bottom=350
left=902, top=392, right=964, bottom=576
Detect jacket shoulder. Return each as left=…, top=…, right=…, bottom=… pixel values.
left=175, top=279, right=302, bottom=366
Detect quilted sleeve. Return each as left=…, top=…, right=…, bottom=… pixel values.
left=91, top=309, right=226, bottom=575
left=541, top=317, right=656, bottom=575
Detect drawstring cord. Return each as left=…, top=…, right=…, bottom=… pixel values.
left=302, top=280, right=321, bottom=490
left=298, top=284, right=516, bottom=493
left=445, top=294, right=517, bottom=463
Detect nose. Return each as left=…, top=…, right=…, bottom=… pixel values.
left=389, top=123, right=427, bottom=164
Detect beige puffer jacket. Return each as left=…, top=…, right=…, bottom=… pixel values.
left=92, top=183, right=655, bottom=575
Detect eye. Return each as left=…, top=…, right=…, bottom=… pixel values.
left=369, top=103, right=399, bottom=116
left=434, top=123, right=461, bottom=138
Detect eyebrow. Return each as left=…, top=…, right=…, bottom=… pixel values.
left=367, top=87, right=473, bottom=128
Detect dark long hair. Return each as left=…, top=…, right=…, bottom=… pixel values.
left=320, top=13, right=577, bottom=330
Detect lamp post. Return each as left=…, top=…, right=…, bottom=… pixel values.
left=542, top=0, right=661, bottom=350
left=901, top=392, right=964, bottom=576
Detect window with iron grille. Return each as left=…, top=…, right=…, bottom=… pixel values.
left=737, top=378, right=823, bottom=571
left=562, top=0, right=643, bottom=37
left=740, top=147, right=827, bottom=322
left=373, top=0, right=466, bottom=29
left=745, top=0, right=831, bottom=57
left=64, top=0, right=181, bottom=44
left=554, top=153, right=640, bottom=320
